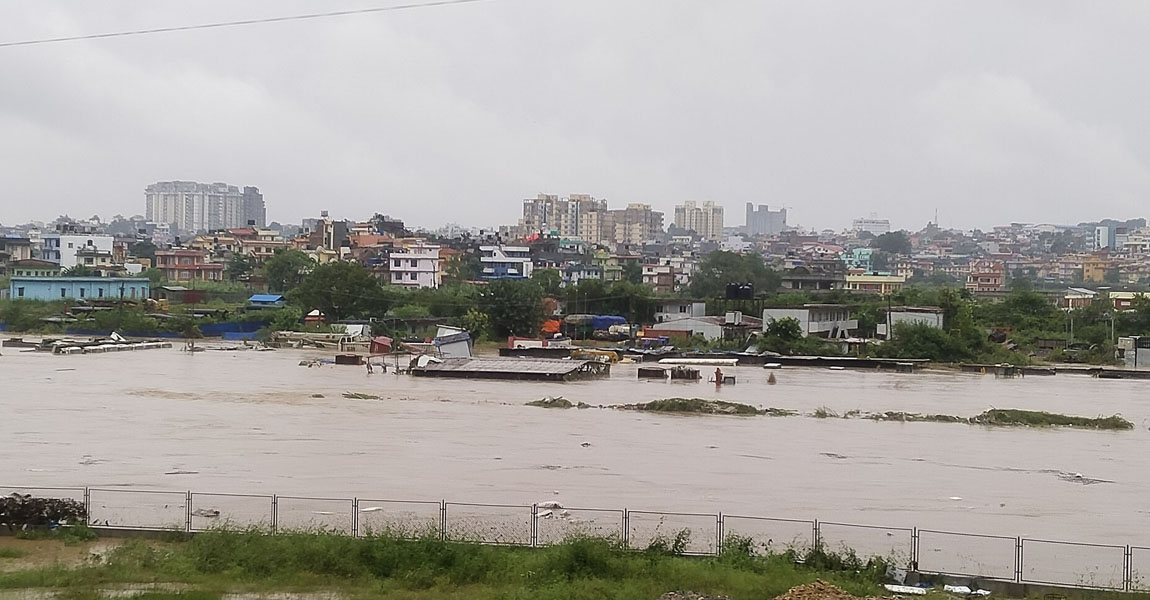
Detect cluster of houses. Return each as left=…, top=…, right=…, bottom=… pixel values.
left=3, top=196, right=1149, bottom=315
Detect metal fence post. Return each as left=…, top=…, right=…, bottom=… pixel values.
left=352, top=498, right=359, bottom=538
left=83, top=487, right=91, bottom=524
left=530, top=504, right=538, bottom=548
left=185, top=491, right=192, bottom=533
left=911, top=527, right=919, bottom=570
left=1014, top=537, right=1023, bottom=583
left=439, top=500, right=447, bottom=541
left=1126, top=545, right=1133, bottom=592
left=813, top=519, right=821, bottom=550
left=716, top=512, right=724, bottom=556
left=622, top=509, right=630, bottom=549
left=271, top=494, right=279, bottom=534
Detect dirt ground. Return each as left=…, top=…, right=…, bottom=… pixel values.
left=0, top=536, right=122, bottom=573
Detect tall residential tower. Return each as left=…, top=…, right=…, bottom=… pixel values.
left=145, top=181, right=265, bottom=233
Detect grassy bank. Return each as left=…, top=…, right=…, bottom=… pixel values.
left=0, top=530, right=890, bottom=600
left=595, top=399, right=1134, bottom=431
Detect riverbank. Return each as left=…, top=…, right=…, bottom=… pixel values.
left=0, top=530, right=890, bottom=600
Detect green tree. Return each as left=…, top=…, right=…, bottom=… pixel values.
left=443, top=253, right=481, bottom=284
left=622, top=261, right=643, bottom=285
left=142, top=268, right=163, bottom=286
left=130, top=240, right=157, bottom=261
left=876, top=322, right=974, bottom=362
left=461, top=308, right=491, bottom=341
left=62, top=264, right=96, bottom=277
left=263, top=249, right=314, bottom=293
left=872, top=231, right=912, bottom=255
left=530, top=268, right=564, bottom=296
left=227, top=254, right=257, bottom=282
left=479, top=279, right=544, bottom=337
left=687, top=251, right=779, bottom=298
left=391, top=304, right=431, bottom=319
left=290, top=261, right=379, bottom=321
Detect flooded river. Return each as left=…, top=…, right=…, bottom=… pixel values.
left=3, top=343, right=1149, bottom=550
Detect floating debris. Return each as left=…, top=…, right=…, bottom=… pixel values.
left=342, top=392, right=381, bottom=400
left=1056, top=471, right=1112, bottom=485
left=526, top=396, right=573, bottom=409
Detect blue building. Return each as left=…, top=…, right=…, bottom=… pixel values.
left=479, top=245, right=533, bottom=279
left=9, top=277, right=151, bottom=301
left=247, top=294, right=286, bottom=310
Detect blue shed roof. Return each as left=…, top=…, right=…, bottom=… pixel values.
left=248, top=294, right=285, bottom=303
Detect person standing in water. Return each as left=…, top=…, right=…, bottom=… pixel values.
left=714, top=367, right=723, bottom=385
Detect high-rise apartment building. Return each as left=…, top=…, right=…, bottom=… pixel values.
left=852, top=217, right=891, bottom=236
left=242, top=186, right=266, bottom=228
left=674, top=201, right=724, bottom=242
left=607, top=203, right=664, bottom=246
left=745, top=203, right=787, bottom=236
left=145, top=181, right=264, bottom=234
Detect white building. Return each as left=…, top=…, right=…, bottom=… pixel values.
left=762, top=305, right=857, bottom=338
left=479, top=245, right=533, bottom=279
left=852, top=217, right=891, bottom=236
left=654, top=300, right=707, bottom=323
left=41, top=234, right=115, bottom=269
left=648, top=313, right=763, bottom=342
left=876, top=307, right=944, bottom=338
left=389, top=244, right=441, bottom=288
left=674, top=201, right=724, bottom=242
left=145, top=181, right=264, bottom=233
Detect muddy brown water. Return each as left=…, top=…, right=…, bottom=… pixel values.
left=3, top=343, right=1149, bottom=579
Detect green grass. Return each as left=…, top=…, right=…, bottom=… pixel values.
left=631, top=398, right=760, bottom=415
left=0, top=547, right=27, bottom=559
left=0, top=530, right=891, bottom=600
left=972, top=409, right=1134, bottom=430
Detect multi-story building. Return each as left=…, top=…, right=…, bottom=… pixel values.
left=0, top=236, right=34, bottom=263
left=762, top=305, right=857, bottom=338
left=479, top=245, right=533, bottom=279
left=4, top=259, right=61, bottom=278
left=641, top=263, right=679, bottom=294
left=674, top=201, right=724, bottom=242
left=745, top=203, right=787, bottom=236
left=852, top=217, right=891, bottom=236
left=608, top=203, right=664, bottom=246
left=388, top=243, right=441, bottom=288
left=145, top=181, right=262, bottom=233
left=1083, top=254, right=1112, bottom=283
left=520, top=193, right=573, bottom=237
left=846, top=273, right=906, bottom=295
left=41, top=234, right=115, bottom=269
left=242, top=187, right=266, bottom=228
left=965, top=260, right=1006, bottom=293
left=154, top=249, right=225, bottom=281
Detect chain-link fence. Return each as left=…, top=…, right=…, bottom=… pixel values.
left=0, top=484, right=1137, bottom=591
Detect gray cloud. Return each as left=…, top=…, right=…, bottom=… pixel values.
left=2, top=0, right=1149, bottom=231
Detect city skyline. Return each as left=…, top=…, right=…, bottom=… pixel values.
left=4, top=2, right=1150, bottom=231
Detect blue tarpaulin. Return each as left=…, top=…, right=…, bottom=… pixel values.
left=591, top=315, right=627, bottom=331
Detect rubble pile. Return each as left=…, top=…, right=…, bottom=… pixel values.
left=0, top=493, right=87, bottom=530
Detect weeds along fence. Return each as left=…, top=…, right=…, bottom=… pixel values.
left=1, top=484, right=1143, bottom=591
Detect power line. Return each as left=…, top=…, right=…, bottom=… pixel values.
left=0, top=0, right=493, bottom=49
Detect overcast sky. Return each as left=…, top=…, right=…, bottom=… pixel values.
left=2, top=1, right=1149, bottom=232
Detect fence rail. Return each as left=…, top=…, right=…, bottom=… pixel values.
left=1, top=484, right=1137, bottom=591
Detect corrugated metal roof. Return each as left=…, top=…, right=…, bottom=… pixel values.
left=248, top=294, right=285, bottom=302
left=415, top=357, right=592, bottom=375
